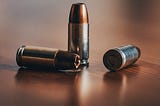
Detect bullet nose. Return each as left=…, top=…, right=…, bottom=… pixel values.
left=69, top=3, right=89, bottom=23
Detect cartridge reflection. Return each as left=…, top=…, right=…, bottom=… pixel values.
left=104, top=72, right=127, bottom=104
left=15, top=66, right=90, bottom=106
left=74, top=66, right=90, bottom=106
left=15, top=68, right=79, bottom=106
left=103, top=65, right=140, bottom=105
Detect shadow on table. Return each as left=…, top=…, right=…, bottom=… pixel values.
left=0, top=64, right=18, bottom=71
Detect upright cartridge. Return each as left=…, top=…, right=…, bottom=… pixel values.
left=68, top=3, right=89, bottom=65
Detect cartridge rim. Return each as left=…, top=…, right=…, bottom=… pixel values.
left=16, top=45, right=25, bottom=66
left=103, top=49, right=124, bottom=71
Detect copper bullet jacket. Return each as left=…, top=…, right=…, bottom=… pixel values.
left=68, top=3, right=89, bottom=65
left=103, top=45, right=141, bottom=71
left=69, top=3, right=89, bottom=23
left=16, top=45, right=81, bottom=70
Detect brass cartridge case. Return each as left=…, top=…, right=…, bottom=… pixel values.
left=16, top=45, right=81, bottom=70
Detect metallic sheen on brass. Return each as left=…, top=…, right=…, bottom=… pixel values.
left=103, top=45, right=141, bottom=71
left=68, top=3, right=89, bottom=65
left=16, top=45, right=81, bottom=70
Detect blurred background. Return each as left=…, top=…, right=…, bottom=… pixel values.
left=0, top=0, right=159, bottom=65
left=0, top=1, right=159, bottom=105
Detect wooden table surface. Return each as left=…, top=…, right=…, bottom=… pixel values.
left=0, top=1, right=160, bottom=106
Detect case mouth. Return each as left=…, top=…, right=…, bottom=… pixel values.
left=74, top=55, right=81, bottom=69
